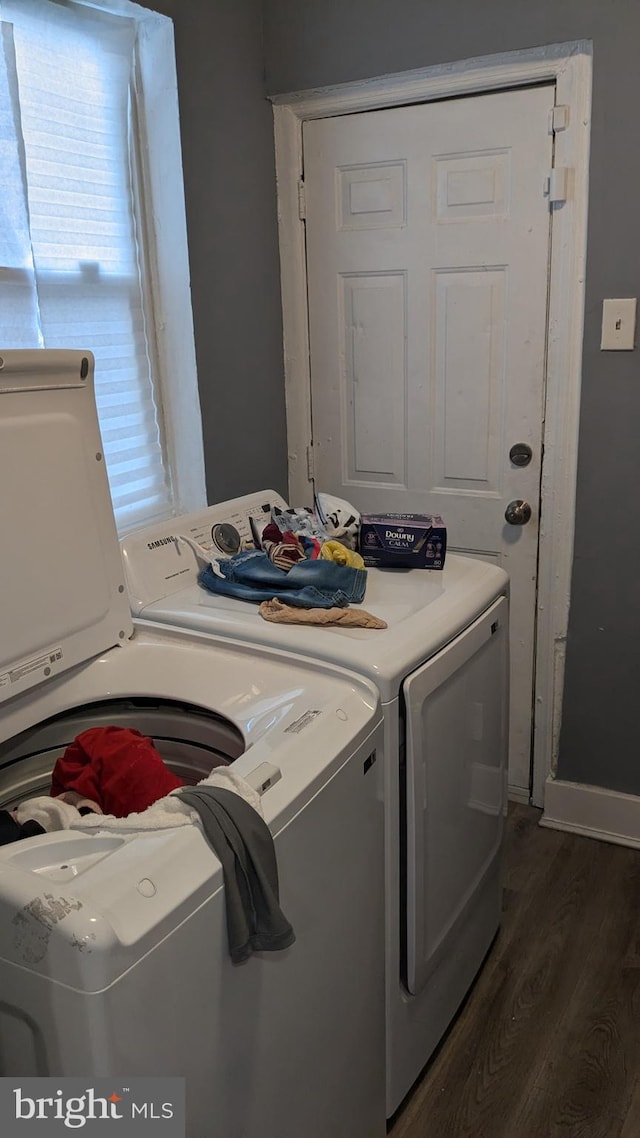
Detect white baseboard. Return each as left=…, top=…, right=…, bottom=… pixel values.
left=541, top=777, right=640, bottom=849
left=507, top=785, right=530, bottom=805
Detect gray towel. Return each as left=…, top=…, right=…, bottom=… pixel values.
left=175, top=786, right=295, bottom=963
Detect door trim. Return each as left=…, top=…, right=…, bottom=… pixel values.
left=270, top=41, right=592, bottom=807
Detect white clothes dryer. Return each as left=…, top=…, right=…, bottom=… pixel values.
left=0, top=355, right=386, bottom=1138
left=122, top=490, right=510, bottom=1116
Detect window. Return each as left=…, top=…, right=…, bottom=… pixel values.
left=0, top=0, right=205, bottom=532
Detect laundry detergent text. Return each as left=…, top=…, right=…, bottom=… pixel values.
left=386, top=530, right=415, bottom=543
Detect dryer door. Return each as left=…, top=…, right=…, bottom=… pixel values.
left=403, top=595, right=508, bottom=995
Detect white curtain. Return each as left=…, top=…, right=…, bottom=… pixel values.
left=0, top=0, right=173, bottom=531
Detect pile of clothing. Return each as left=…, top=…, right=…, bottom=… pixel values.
left=1, top=727, right=188, bottom=845
left=1, top=726, right=180, bottom=844
left=197, top=495, right=387, bottom=629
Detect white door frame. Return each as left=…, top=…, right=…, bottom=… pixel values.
left=270, top=41, right=592, bottom=808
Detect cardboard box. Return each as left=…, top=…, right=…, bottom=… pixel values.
left=359, top=513, right=446, bottom=570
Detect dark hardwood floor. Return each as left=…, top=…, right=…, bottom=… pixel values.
left=389, top=805, right=640, bottom=1138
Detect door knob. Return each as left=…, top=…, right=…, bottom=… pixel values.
left=505, top=499, right=532, bottom=525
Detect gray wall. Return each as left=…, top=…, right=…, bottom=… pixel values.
left=141, top=0, right=288, bottom=503
left=263, top=0, right=640, bottom=795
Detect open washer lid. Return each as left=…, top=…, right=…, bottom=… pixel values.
left=0, top=350, right=132, bottom=704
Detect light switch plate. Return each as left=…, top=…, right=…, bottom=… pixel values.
left=601, top=298, right=637, bottom=350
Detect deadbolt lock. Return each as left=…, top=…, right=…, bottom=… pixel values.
left=509, top=443, right=533, bottom=467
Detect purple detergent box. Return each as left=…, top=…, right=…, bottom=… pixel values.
left=359, top=513, right=447, bottom=569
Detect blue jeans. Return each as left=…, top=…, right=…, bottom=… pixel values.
left=199, top=550, right=367, bottom=609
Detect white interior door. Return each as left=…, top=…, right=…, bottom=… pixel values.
left=303, top=85, right=554, bottom=796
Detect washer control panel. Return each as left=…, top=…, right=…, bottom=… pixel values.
left=121, top=490, right=289, bottom=612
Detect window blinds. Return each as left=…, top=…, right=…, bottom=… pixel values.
left=0, top=0, right=173, bottom=531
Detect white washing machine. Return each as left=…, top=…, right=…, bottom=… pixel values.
left=0, top=353, right=386, bottom=1138
left=122, top=491, right=510, bottom=1116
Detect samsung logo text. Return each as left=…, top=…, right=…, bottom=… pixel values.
left=147, top=536, right=176, bottom=550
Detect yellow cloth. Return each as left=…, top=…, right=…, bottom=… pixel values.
left=319, top=540, right=365, bottom=570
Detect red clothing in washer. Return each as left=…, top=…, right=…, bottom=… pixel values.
left=51, top=726, right=183, bottom=818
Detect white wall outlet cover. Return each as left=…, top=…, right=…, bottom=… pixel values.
left=600, top=298, right=637, bottom=350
